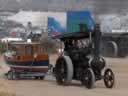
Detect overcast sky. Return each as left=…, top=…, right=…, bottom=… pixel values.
left=0, top=0, right=128, bottom=14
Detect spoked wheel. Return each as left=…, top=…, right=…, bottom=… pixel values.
left=81, top=68, right=95, bottom=89
left=104, top=68, right=115, bottom=88
left=7, top=70, right=17, bottom=80
left=55, top=56, right=73, bottom=85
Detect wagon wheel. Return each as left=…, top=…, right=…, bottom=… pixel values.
left=35, top=76, right=39, bottom=79
left=40, top=76, right=45, bottom=80
left=35, top=76, right=45, bottom=80
left=104, top=68, right=115, bottom=88
left=55, top=56, right=73, bottom=85
left=7, top=70, right=17, bottom=80
left=81, top=68, right=95, bottom=89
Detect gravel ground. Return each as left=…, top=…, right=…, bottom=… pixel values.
left=0, top=55, right=128, bottom=96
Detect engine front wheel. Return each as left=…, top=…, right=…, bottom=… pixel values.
left=81, top=68, right=95, bottom=89
left=104, top=68, right=115, bottom=88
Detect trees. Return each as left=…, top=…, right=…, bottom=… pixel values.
left=0, top=41, right=6, bottom=54
left=40, top=32, right=59, bottom=54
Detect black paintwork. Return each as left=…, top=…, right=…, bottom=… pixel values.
left=55, top=24, right=106, bottom=81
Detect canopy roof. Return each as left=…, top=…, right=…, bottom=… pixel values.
left=55, top=31, right=94, bottom=40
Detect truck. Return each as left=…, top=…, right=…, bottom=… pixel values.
left=100, top=32, right=128, bottom=57
left=100, top=14, right=128, bottom=57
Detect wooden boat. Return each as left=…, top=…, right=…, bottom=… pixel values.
left=4, top=41, right=50, bottom=80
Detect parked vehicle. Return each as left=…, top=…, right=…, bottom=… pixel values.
left=101, top=32, right=128, bottom=57
left=99, top=14, right=128, bottom=57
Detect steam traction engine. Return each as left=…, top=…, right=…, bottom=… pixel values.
left=54, top=24, right=115, bottom=89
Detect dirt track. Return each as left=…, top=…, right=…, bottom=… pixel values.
left=0, top=55, right=128, bottom=96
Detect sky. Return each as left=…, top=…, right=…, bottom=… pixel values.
left=0, top=0, right=128, bottom=14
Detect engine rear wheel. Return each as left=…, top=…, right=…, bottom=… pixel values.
left=55, top=56, right=73, bottom=85
left=81, top=68, right=95, bottom=89
left=104, top=68, right=115, bottom=88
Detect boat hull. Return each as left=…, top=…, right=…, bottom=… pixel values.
left=4, top=56, right=49, bottom=73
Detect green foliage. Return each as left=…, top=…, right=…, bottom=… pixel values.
left=8, top=44, right=17, bottom=52
left=0, top=42, right=7, bottom=54
left=40, top=33, right=59, bottom=54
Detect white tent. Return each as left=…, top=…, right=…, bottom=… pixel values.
left=7, top=11, right=48, bottom=27
left=99, top=14, right=128, bottom=33
left=1, top=37, right=23, bottom=43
